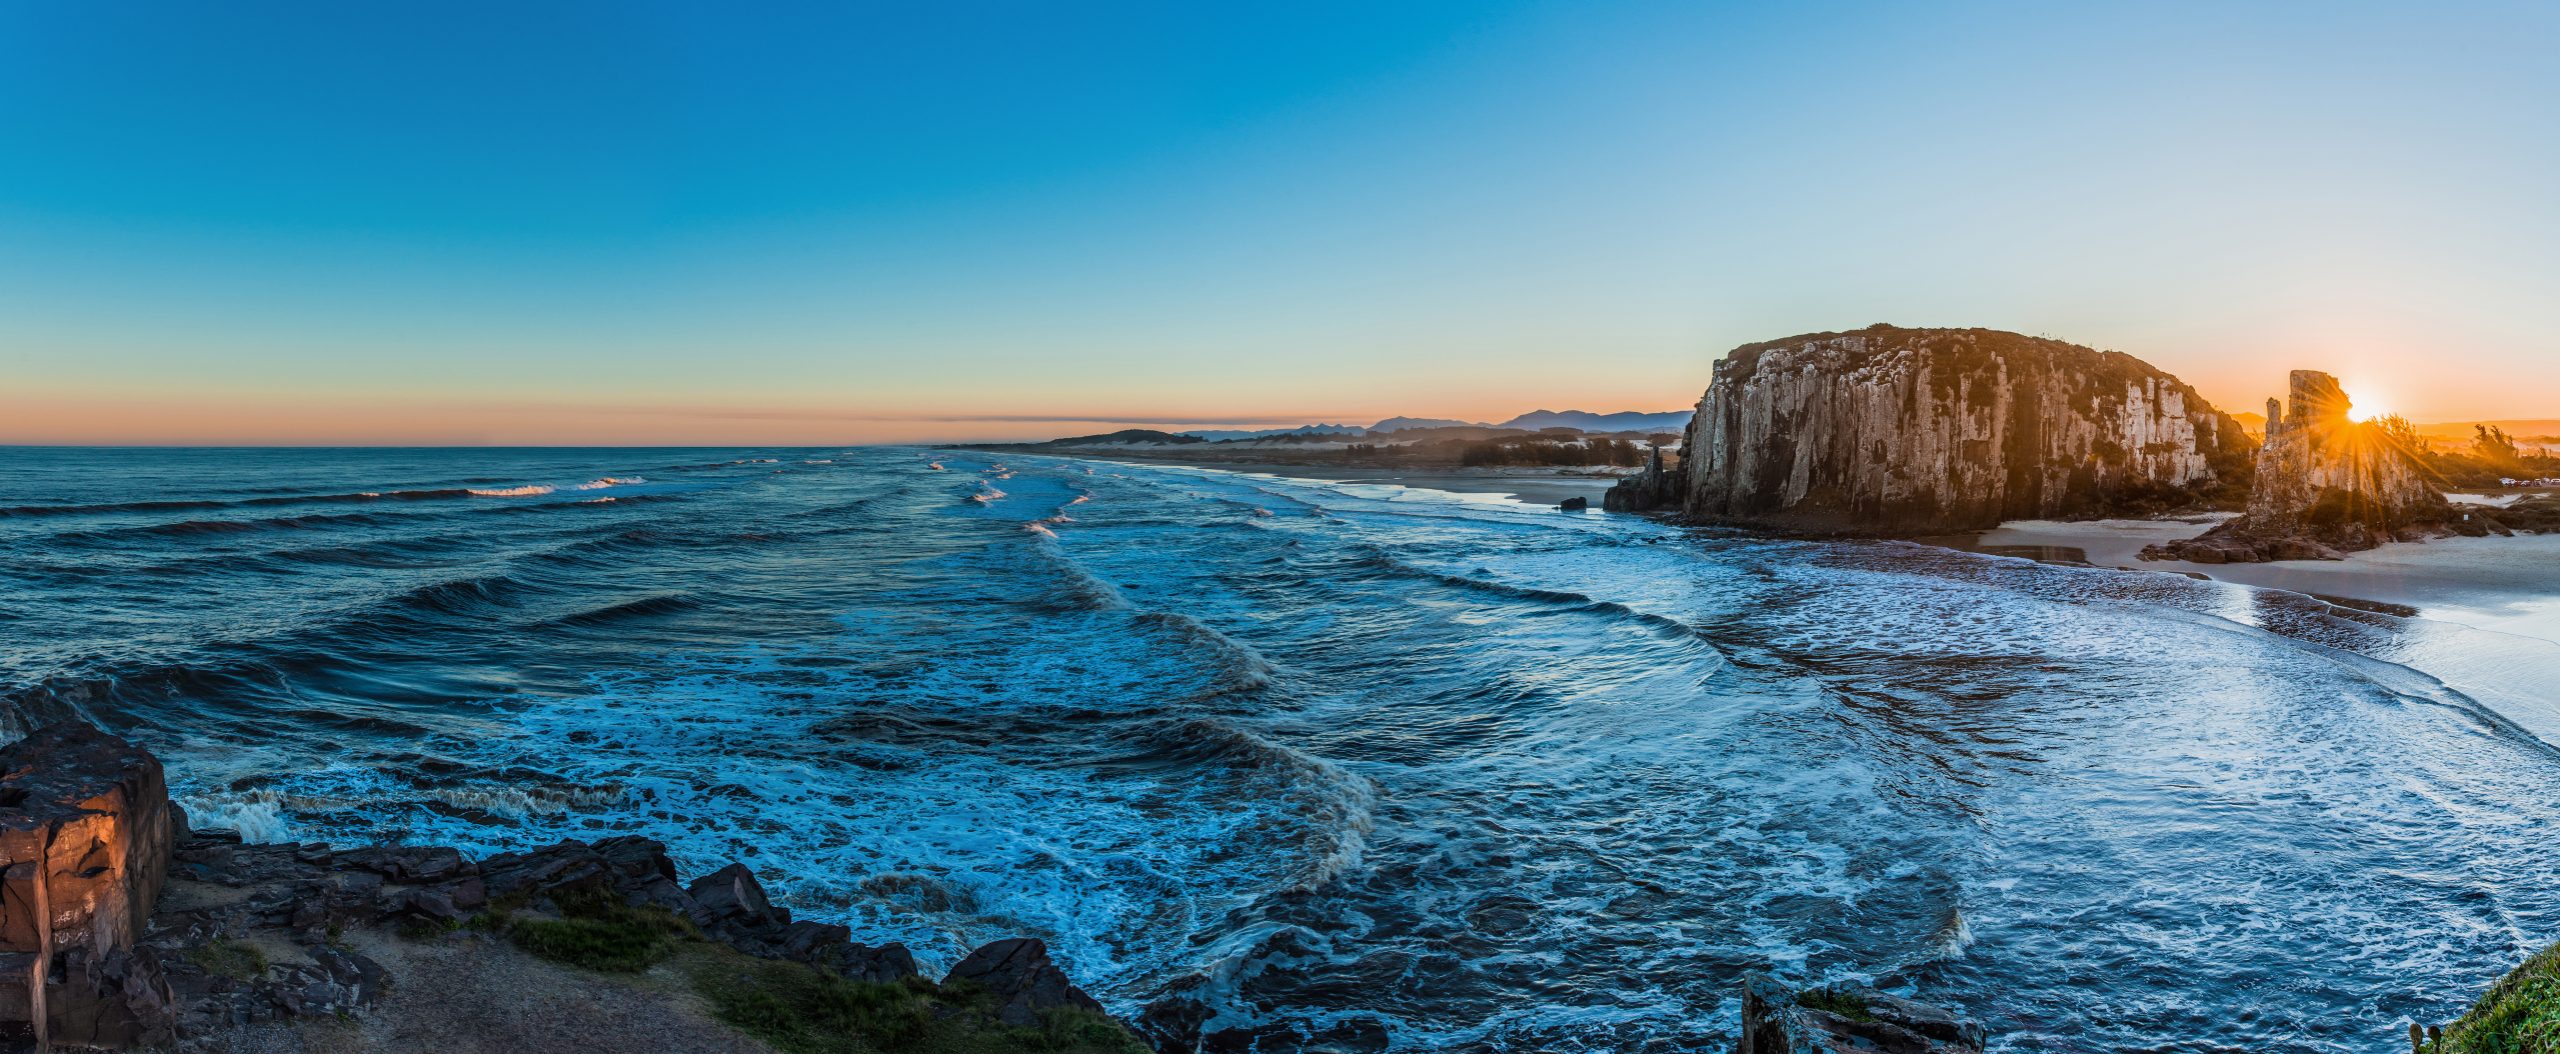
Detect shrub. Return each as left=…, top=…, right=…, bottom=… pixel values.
left=688, top=955, right=932, bottom=1054
left=502, top=886, right=693, bottom=973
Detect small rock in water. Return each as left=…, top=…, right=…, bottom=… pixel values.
left=1736, top=973, right=1986, bottom=1054
left=1559, top=496, right=1589, bottom=511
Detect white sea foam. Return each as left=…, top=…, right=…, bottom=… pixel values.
left=574, top=476, right=646, bottom=490
left=180, top=790, right=295, bottom=843
left=468, top=484, right=556, bottom=497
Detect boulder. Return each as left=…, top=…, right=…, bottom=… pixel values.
left=942, top=937, right=1106, bottom=1028
left=1558, top=496, right=1589, bottom=511
left=686, top=862, right=784, bottom=930
left=1737, top=974, right=1985, bottom=1054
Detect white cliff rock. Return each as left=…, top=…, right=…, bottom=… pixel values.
left=1611, top=325, right=2254, bottom=531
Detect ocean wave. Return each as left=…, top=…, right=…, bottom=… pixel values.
left=0, top=498, right=231, bottom=518
left=469, top=484, right=556, bottom=497
left=1131, top=610, right=1280, bottom=695
left=532, top=593, right=699, bottom=629
left=391, top=573, right=524, bottom=616
left=574, top=476, right=647, bottom=490
left=1141, top=717, right=1375, bottom=894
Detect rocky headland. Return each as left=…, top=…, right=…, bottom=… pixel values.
left=1607, top=325, right=2255, bottom=532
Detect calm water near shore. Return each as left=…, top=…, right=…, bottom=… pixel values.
left=5, top=446, right=2558, bottom=1052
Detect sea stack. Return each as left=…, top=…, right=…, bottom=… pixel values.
left=2144, top=370, right=2452, bottom=562
left=1608, top=325, right=2255, bottom=532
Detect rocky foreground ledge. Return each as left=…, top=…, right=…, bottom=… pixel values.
left=1, top=722, right=1139, bottom=1054
left=2, top=721, right=2019, bottom=1054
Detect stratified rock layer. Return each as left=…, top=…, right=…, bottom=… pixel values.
left=2145, top=371, right=2454, bottom=562
left=1614, top=325, right=2254, bottom=533
left=1, top=722, right=181, bottom=1049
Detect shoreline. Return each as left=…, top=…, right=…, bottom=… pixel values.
left=1924, top=515, right=2560, bottom=645
left=1014, top=449, right=1628, bottom=506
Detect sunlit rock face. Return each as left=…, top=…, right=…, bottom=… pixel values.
left=1629, top=325, right=2254, bottom=532
left=2252, top=371, right=2446, bottom=526
left=0, top=722, right=180, bottom=1048
left=2148, top=370, right=2451, bottom=562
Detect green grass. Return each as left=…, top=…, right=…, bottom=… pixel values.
left=1795, top=987, right=1875, bottom=1022
left=421, top=885, right=1139, bottom=1053
left=684, top=948, right=1143, bottom=1054
left=499, top=886, right=695, bottom=973
left=2438, top=944, right=2560, bottom=1054
left=185, top=939, right=269, bottom=980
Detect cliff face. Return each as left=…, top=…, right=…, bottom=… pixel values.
left=2145, top=371, right=2452, bottom=562
left=1612, top=325, right=2254, bottom=532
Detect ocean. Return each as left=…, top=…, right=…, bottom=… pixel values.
left=4, top=445, right=2556, bottom=1052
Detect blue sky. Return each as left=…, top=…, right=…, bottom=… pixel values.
left=3, top=1, right=2554, bottom=443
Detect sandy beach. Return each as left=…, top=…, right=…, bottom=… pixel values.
left=1936, top=516, right=2560, bottom=642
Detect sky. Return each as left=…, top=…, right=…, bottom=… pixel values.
left=3, top=0, right=2555, bottom=444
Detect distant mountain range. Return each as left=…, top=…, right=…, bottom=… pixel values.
left=1179, top=423, right=1365, bottom=442
left=1175, top=409, right=1691, bottom=441
left=1494, top=409, right=1693, bottom=433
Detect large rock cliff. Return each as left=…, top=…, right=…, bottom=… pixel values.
left=1609, top=325, right=2255, bottom=532
left=2143, top=370, right=2452, bottom=562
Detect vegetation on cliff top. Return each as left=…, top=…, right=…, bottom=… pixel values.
left=2430, top=942, right=2560, bottom=1053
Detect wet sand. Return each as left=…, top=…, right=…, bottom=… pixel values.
left=1938, top=516, right=2560, bottom=645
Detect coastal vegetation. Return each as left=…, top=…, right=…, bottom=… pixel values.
left=2430, top=942, right=2560, bottom=1053
left=687, top=951, right=1142, bottom=1054
left=2378, top=418, right=2560, bottom=490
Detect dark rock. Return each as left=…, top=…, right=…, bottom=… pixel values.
left=480, top=840, right=617, bottom=901
left=329, top=844, right=473, bottom=884
left=1138, top=994, right=1212, bottom=1053
left=1558, top=496, right=1589, bottom=511
left=1737, top=974, right=1985, bottom=1054
left=1605, top=445, right=1681, bottom=513
left=43, top=946, right=179, bottom=1050
left=943, top=937, right=1106, bottom=1028
left=840, top=941, right=919, bottom=986
left=687, top=862, right=785, bottom=929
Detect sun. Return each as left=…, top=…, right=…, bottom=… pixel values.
left=2342, top=384, right=2389, bottom=423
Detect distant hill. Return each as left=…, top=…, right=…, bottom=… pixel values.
left=1180, top=423, right=1363, bottom=442
left=1368, top=416, right=1485, bottom=433
left=1496, top=409, right=1692, bottom=433
left=1042, top=429, right=1205, bottom=447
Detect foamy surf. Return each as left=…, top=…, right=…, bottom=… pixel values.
left=13, top=447, right=2560, bottom=1054
left=468, top=483, right=556, bottom=497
